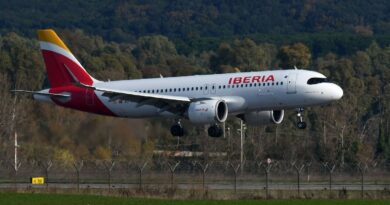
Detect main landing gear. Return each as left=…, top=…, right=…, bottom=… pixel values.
left=170, top=121, right=224, bottom=138
left=207, top=124, right=224, bottom=138
left=296, top=108, right=307, bottom=129
left=170, top=121, right=185, bottom=137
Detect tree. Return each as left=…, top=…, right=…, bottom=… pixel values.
left=209, top=43, right=237, bottom=73
left=278, top=43, right=311, bottom=69
left=133, top=35, right=178, bottom=77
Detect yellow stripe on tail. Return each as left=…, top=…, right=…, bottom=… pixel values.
left=37, top=29, right=71, bottom=53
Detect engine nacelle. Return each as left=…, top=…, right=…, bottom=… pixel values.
left=188, top=100, right=228, bottom=124
left=243, top=110, right=284, bottom=126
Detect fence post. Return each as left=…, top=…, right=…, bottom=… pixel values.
left=322, top=162, right=336, bottom=195
left=228, top=162, right=241, bottom=194
left=197, top=161, right=211, bottom=194
left=73, top=160, right=84, bottom=192
left=136, top=161, right=148, bottom=191
left=261, top=158, right=274, bottom=199
left=9, top=159, right=21, bottom=189
left=357, top=162, right=368, bottom=199
left=40, top=159, right=53, bottom=189
left=291, top=161, right=305, bottom=198
left=167, top=161, right=180, bottom=189
left=102, top=160, right=116, bottom=192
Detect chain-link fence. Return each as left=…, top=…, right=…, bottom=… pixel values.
left=1, top=158, right=390, bottom=195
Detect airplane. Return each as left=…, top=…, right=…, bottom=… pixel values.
left=13, top=29, right=343, bottom=137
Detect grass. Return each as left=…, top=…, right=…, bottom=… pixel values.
left=0, top=193, right=389, bottom=205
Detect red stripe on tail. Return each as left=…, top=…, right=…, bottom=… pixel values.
left=41, top=50, right=93, bottom=87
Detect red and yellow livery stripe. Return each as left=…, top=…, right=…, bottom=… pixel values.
left=38, top=29, right=71, bottom=53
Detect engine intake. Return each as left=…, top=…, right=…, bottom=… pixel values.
left=242, top=110, right=284, bottom=126
left=188, top=100, right=228, bottom=124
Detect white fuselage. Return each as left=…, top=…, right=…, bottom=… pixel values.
left=83, top=69, right=343, bottom=118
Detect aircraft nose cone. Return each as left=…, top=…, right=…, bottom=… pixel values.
left=333, top=84, right=343, bottom=100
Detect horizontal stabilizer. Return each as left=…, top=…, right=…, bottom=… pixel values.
left=11, top=90, right=70, bottom=98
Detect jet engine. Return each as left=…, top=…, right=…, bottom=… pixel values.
left=187, top=100, right=228, bottom=124
left=242, top=110, right=284, bottom=126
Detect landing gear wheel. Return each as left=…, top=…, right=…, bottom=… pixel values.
left=297, top=121, right=307, bottom=129
left=208, top=125, right=223, bottom=138
left=170, top=123, right=185, bottom=137
left=296, top=108, right=307, bottom=129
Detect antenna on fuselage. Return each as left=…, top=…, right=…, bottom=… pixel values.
left=160, top=74, right=164, bottom=78
left=294, top=66, right=298, bottom=70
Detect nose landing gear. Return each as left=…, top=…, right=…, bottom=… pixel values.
left=296, top=108, right=307, bottom=129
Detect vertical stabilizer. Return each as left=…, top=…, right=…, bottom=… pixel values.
left=38, top=29, right=97, bottom=87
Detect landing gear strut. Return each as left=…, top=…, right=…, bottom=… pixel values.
left=208, top=124, right=223, bottom=138
left=170, top=121, right=185, bottom=137
left=296, top=108, right=307, bottom=129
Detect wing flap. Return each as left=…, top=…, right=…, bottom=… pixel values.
left=76, top=83, right=191, bottom=115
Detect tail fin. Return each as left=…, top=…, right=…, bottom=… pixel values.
left=38, top=29, right=97, bottom=88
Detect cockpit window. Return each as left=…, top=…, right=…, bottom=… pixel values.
left=307, top=77, right=328, bottom=85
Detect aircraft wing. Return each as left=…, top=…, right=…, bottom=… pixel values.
left=77, top=83, right=192, bottom=114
